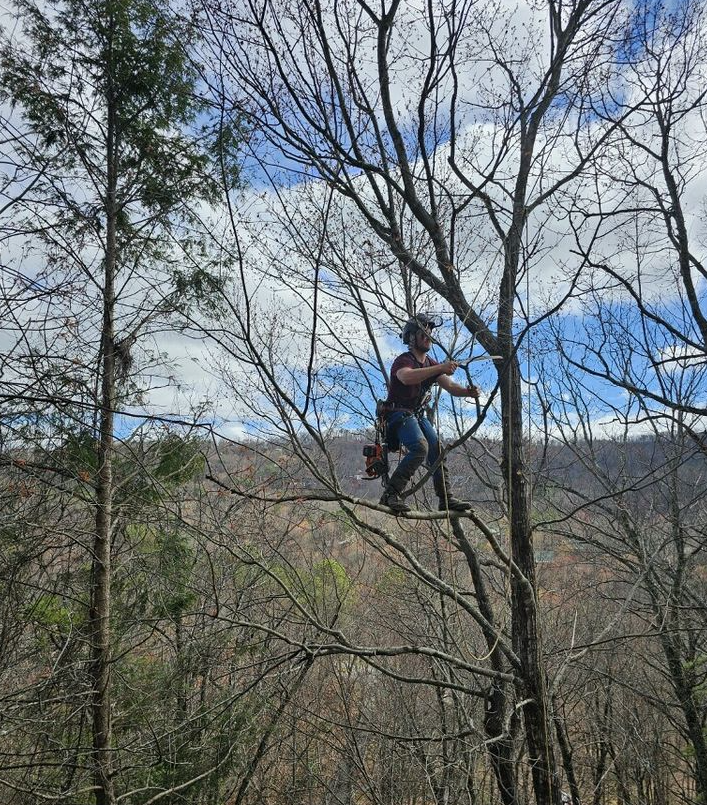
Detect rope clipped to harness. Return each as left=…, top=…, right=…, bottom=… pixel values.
left=362, top=402, right=391, bottom=485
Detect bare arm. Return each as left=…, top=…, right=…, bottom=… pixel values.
left=396, top=361, right=456, bottom=385
left=437, top=373, right=480, bottom=398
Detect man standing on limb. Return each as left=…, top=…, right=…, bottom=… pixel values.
left=380, top=315, right=480, bottom=514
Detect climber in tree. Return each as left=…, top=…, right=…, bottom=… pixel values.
left=379, top=314, right=480, bottom=514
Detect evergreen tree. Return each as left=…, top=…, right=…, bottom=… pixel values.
left=1, top=1, right=220, bottom=802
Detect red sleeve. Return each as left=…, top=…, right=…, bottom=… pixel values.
left=390, top=353, right=416, bottom=375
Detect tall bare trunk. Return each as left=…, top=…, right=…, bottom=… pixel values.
left=90, top=241, right=116, bottom=805
left=89, top=36, right=117, bottom=803
left=501, top=357, right=559, bottom=805
left=453, top=520, right=517, bottom=804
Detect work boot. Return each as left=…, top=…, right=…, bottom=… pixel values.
left=438, top=495, right=472, bottom=512
left=380, top=469, right=412, bottom=514
left=380, top=489, right=411, bottom=514
left=434, top=465, right=471, bottom=512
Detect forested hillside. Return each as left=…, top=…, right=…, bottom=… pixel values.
left=1, top=432, right=705, bottom=803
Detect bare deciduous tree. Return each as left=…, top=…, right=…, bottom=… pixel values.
left=194, top=1, right=639, bottom=802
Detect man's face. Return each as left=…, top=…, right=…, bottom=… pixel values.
left=415, top=327, right=433, bottom=352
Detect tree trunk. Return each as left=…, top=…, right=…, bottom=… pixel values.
left=501, top=356, right=559, bottom=805
left=660, top=629, right=707, bottom=803
left=553, top=701, right=581, bottom=805
left=89, top=33, right=118, bottom=803
left=453, top=521, right=517, bottom=804
left=90, top=237, right=116, bottom=805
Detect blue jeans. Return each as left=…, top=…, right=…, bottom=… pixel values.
left=386, top=411, right=443, bottom=487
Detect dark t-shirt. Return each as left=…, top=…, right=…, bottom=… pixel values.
left=385, top=352, right=440, bottom=410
